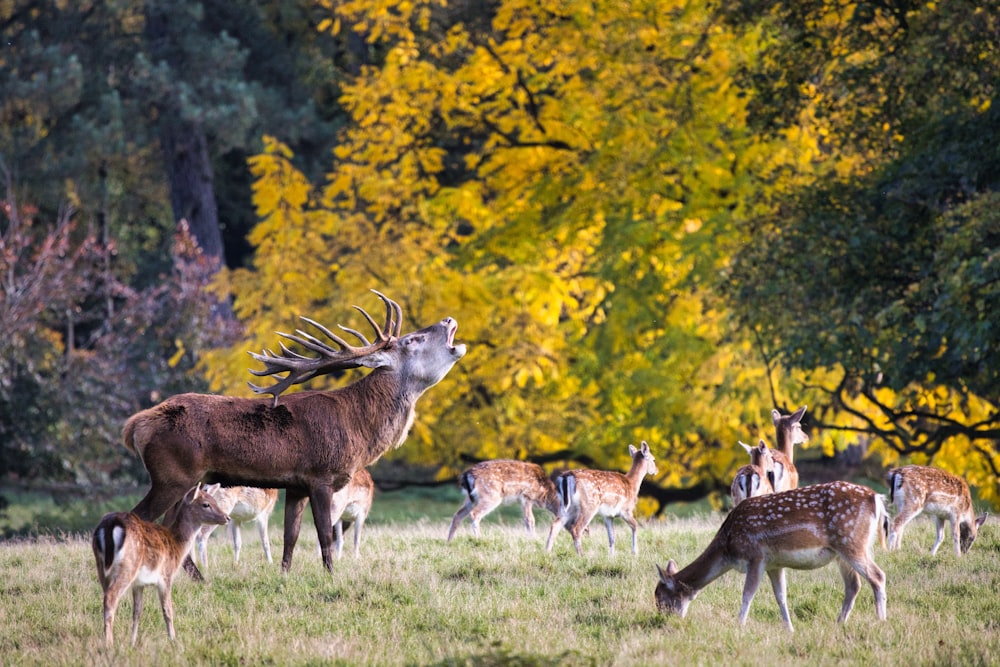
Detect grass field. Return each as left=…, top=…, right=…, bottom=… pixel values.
left=1, top=486, right=998, bottom=666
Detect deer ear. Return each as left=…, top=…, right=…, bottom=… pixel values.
left=739, top=441, right=752, bottom=454
left=629, top=444, right=638, bottom=456
left=771, top=408, right=781, bottom=424
left=976, top=512, right=988, bottom=527
left=641, top=441, right=650, bottom=454
left=792, top=405, right=807, bottom=422
left=757, top=439, right=768, bottom=452
left=183, top=485, right=199, bottom=504
left=657, top=562, right=679, bottom=583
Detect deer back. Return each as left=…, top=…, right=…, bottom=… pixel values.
left=887, top=465, right=986, bottom=547
left=464, top=460, right=559, bottom=509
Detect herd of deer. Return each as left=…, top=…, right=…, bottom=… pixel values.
left=88, top=292, right=989, bottom=646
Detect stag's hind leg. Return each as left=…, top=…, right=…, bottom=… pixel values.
left=281, top=491, right=308, bottom=572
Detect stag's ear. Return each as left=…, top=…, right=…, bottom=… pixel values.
left=355, top=348, right=395, bottom=369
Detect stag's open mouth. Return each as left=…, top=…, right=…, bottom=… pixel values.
left=445, top=318, right=466, bottom=358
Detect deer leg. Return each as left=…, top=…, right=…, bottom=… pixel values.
left=545, top=514, right=565, bottom=552
left=835, top=558, right=862, bottom=624
left=468, top=498, right=502, bottom=538
left=571, top=509, right=599, bottom=556
left=941, top=516, right=956, bottom=556
left=103, top=582, right=128, bottom=646
left=157, top=581, right=176, bottom=641
left=255, top=515, right=273, bottom=563
left=130, top=586, right=144, bottom=646
left=889, top=503, right=921, bottom=551
left=334, top=520, right=346, bottom=560
left=447, top=500, right=474, bottom=542
left=229, top=520, right=244, bottom=563
left=766, top=568, right=794, bottom=631
left=353, top=513, right=366, bottom=558
left=310, top=486, right=336, bottom=572
left=196, top=524, right=218, bottom=567
left=739, top=560, right=766, bottom=627
left=521, top=499, right=537, bottom=535
left=281, top=491, right=308, bottom=573
left=621, top=512, right=640, bottom=554
left=603, top=516, right=616, bottom=554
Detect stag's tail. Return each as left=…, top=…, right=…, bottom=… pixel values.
left=122, top=413, right=141, bottom=455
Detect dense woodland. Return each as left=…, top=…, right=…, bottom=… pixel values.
left=2, top=0, right=999, bottom=510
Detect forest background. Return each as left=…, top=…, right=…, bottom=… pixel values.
left=2, top=0, right=999, bottom=520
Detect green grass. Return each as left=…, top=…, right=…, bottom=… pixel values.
left=1, top=488, right=999, bottom=666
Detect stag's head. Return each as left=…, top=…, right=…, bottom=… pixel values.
left=249, top=291, right=465, bottom=405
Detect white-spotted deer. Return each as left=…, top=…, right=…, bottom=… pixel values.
left=327, top=468, right=375, bottom=559
left=195, top=485, right=278, bottom=566
left=122, top=291, right=465, bottom=576
left=447, top=460, right=561, bottom=541
left=655, top=481, right=888, bottom=631
left=731, top=440, right=775, bottom=506
left=886, top=465, right=988, bottom=556
left=92, top=484, right=229, bottom=646
left=545, top=441, right=658, bottom=555
left=769, top=406, right=808, bottom=491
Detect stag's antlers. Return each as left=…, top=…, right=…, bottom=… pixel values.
left=248, top=290, right=403, bottom=405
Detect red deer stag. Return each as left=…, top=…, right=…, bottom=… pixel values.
left=195, top=485, right=279, bottom=566
left=655, top=481, right=888, bottom=631
left=886, top=465, right=988, bottom=556
left=122, top=291, right=465, bottom=574
left=730, top=440, right=775, bottom=506
left=447, top=460, right=562, bottom=541
left=92, top=484, right=229, bottom=646
left=545, top=441, right=658, bottom=556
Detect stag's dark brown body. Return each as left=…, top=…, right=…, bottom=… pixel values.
left=123, top=292, right=465, bottom=573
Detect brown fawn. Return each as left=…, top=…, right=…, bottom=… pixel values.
left=768, top=406, right=808, bottom=491
left=92, top=484, right=229, bottom=646
left=886, top=465, right=988, bottom=556
left=545, top=441, right=658, bottom=555
left=656, top=481, right=889, bottom=631
left=448, top=460, right=561, bottom=541
left=195, top=485, right=278, bottom=566
left=328, top=468, right=375, bottom=559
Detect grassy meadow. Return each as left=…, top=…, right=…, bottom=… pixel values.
left=1, top=486, right=999, bottom=666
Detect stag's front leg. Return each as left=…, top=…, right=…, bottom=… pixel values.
left=310, top=486, right=336, bottom=572
left=281, top=491, right=308, bottom=572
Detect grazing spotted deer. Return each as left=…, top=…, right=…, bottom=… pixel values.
left=447, top=460, right=562, bottom=541
left=195, top=485, right=278, bottom=566
left=328, top=468, right=375, bottom=559
left=731, top=440, right=775, bottom=506
left=545, top=441, right=658, bottom=556
left=886, top=465, right=988, bottom=556
left=655, top=481, right=888, bottom=631
left=92, top=484, right=229, bottom=646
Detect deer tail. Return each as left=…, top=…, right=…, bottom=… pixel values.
left=558, top=474, right=576, bottom=511
left=460, top=471, right=476, bottom=501
left=874, top=494, right=889, bottom=550
left=886, top=470, right=899, bottom=505
left=94, top=513, right=128, bottom=571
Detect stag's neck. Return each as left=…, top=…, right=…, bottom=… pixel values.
left=352, top=370, right=420, bottom=453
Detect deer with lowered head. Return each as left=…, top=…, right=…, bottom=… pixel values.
left=122, top=291, right=465, bottom=575
left=730, top=440, right=776, bottom=507
left=886, top=465, right=988, bottom=556
left=195, top=484, right=278, bottom=566
left=447, top=459, right=562, bottom=541
left=92, top=484, right=229, bottom=646
left=656, top=481, right=889, bottom=631
left=545, top=441, right=658, bottom=556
